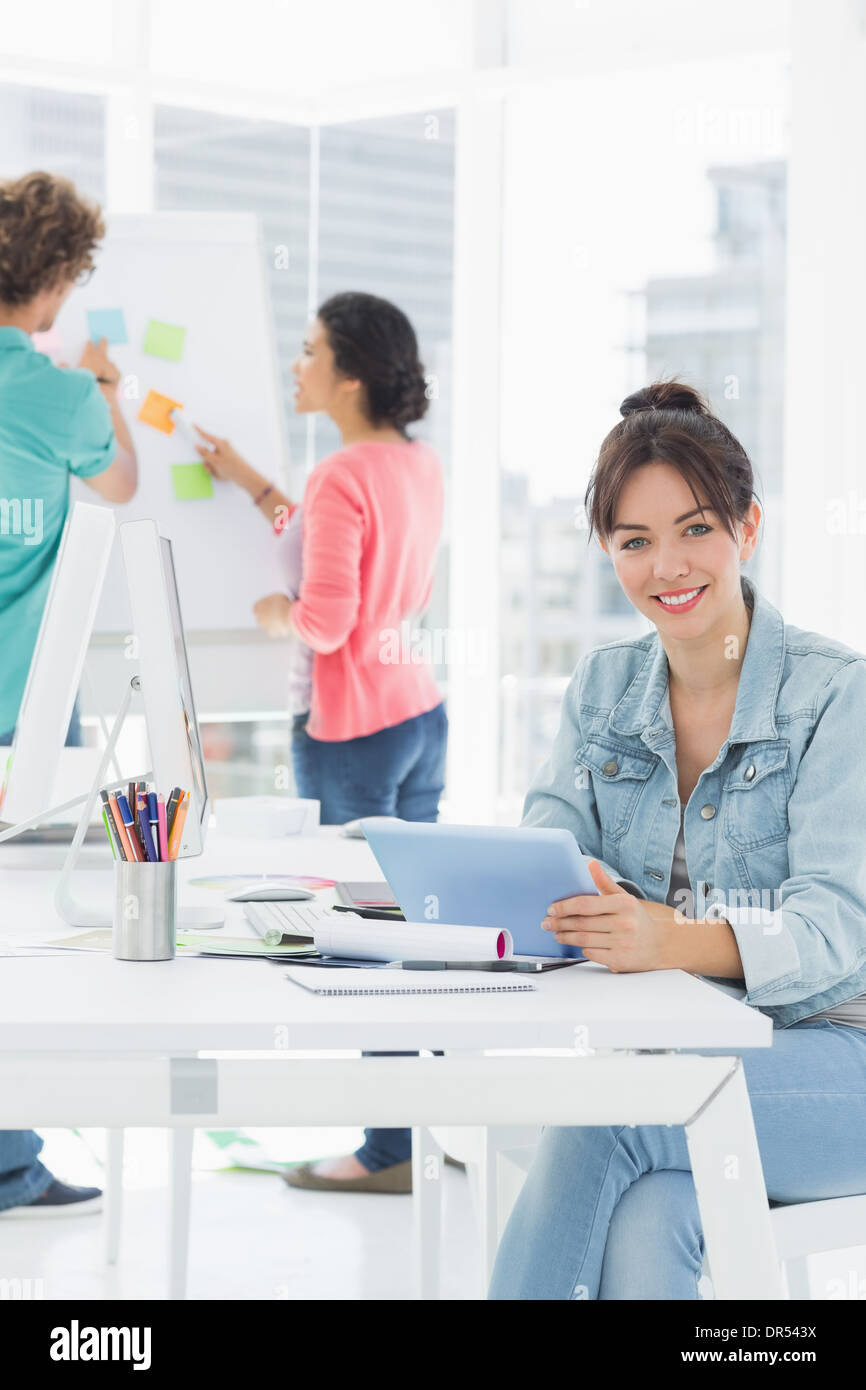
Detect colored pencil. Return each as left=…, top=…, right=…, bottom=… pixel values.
left=101, top=806, right=117, bottom=858
left=107, top=792, right=133, bottom=861
left=167, top=792, right=189, bottom=860
left=157, top=794, right=169, bottom=862
left=99, top=790, right=123, bottom=859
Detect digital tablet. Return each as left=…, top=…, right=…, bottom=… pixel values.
left=359, top=819, right=600, bottom=959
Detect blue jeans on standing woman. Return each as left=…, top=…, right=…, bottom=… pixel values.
left=488, top=1018, right=866, bottom=1299
left=0, top=703, right=84, bottom=1209
left=292, top=701, right=448, bottom=1172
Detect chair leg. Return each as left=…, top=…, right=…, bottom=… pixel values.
left=103, top=1128, right=125, bottom=1266
left=168, top=1128, right=194, bottom=1301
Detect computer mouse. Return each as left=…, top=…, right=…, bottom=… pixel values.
left=226, top=882, right=316, bottom=903
left=340, top=819, right=367, bottom=838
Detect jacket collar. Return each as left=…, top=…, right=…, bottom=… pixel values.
left=608, top=575, right=785, bottom=748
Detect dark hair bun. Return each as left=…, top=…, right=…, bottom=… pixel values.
left=620, top=380, right=709, bottom=419
left=382, top=360, right=428, bottom=431
left=317, top=291, right=428, bottom=434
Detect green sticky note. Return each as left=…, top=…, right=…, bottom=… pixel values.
left=171, top=463, right=213, bottom=500
left=143, top=319, right=186, bottom=361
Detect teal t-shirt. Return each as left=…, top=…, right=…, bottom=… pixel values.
left=0, top=326, right=115, bottom=735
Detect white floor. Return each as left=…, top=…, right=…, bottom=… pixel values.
left=0, top=1127, right=480, bottom=1300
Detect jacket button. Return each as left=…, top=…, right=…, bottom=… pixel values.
left=700, top=804, right=716, bottom=819
left=602, top=759, right=618, bottom=775
left=744, top=763, right=756, bottom=781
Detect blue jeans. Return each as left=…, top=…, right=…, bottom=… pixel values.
left=293, top=702, right=448, bottom=1171
left=489, top=1018, right=866, bottom=1299
left=292, top=702, right=447, bottom=826
left=0, top=1132, right=53, bottom=1211
left=0, top=702, right=83, bottom=1203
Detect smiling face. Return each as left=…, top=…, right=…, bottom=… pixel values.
left=599, top=461, right=760, bottom=633
left=290, top=316, right=360, bottom=418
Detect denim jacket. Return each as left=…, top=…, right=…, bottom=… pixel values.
left=522, top=574, right=866, bottom=1028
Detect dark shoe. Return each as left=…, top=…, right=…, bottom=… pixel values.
left=281, top=1159, right=413, bottom=1194
left=0, top=1178, right=102, bottom=1219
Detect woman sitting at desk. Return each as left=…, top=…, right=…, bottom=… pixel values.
left=195, top=291, right=447, bottom=1194
left=490, top=380, right=866, bottom=1299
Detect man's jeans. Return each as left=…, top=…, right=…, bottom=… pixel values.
left=0, top=701, right=84, bottom=1205
left=293, top=702, right=448, bottom=1171
left=0, top=1132, right=53, bottom=1211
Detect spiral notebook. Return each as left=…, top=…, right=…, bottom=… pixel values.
left=284, top=966, right=536, bottom=996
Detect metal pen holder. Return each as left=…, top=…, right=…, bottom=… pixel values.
left=113, top=860, right=177, bottom=961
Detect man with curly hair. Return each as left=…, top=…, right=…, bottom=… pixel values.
left=0, top=171, right=138, bottom=1218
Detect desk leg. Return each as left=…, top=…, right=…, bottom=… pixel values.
left=168, top=1128, right=194, bottom=1302
left=685, top=1059, right=783, bottom=1300
left=412, top=1126, right=443, bottom=1300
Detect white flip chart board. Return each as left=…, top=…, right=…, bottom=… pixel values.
left=56, top=213, right=289, bottom=633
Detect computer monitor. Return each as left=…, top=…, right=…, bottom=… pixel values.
left=1, top=509, right=209, bottom=868
left=0, top=501, right=116, bottom=826
left=119, top=518, right=209, bottom=858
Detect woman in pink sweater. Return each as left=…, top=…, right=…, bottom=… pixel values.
left=195, top=292, right=447, bottom=1191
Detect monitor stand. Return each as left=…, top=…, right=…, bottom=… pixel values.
left=1, top=676, right=222, bottom=929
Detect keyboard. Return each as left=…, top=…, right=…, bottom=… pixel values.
left=243, top=900, right=355, bottom=946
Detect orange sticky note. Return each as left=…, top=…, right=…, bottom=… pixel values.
left=138, top=389, right=183, bottom=434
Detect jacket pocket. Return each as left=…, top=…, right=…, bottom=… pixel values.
left=575, top=738, right=656, bottom=843
left=723, top=742, right=790, bottom=850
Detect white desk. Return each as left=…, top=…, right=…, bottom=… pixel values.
left=0, top=828, right=783, bottom=1300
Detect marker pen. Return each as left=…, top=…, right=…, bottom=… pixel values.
left=115, top=793, right=143, bottom=861
left=156, top=794, right=169, bottom=862
left=136, top=792, right=158, bottom=863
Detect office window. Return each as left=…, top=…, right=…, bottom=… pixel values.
left=154, top=106, right=310, bottom=466
left=0, top=85, right=105, bottom=202
left=152, top=106, right=455, bottom=792
left=316, top=111, right=455, bottom=682
left=153, top=107, right=311, bottom=793
left=498, top=47, right=790, bottom=817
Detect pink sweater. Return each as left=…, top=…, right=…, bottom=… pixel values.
left=290, top=439, right=444, bottom=742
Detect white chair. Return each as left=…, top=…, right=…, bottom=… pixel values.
left=103, top=1128, right=194, bottom=1300
left=756, top=1195, right=866, bottom=1300
left=435, top=1127, right=866, bottom=1300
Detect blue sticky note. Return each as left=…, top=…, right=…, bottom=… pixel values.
left=87, top=308, right=128, bottom=345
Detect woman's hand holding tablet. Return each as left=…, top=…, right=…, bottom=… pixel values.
left=542, top=859, right=683, bottom=973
